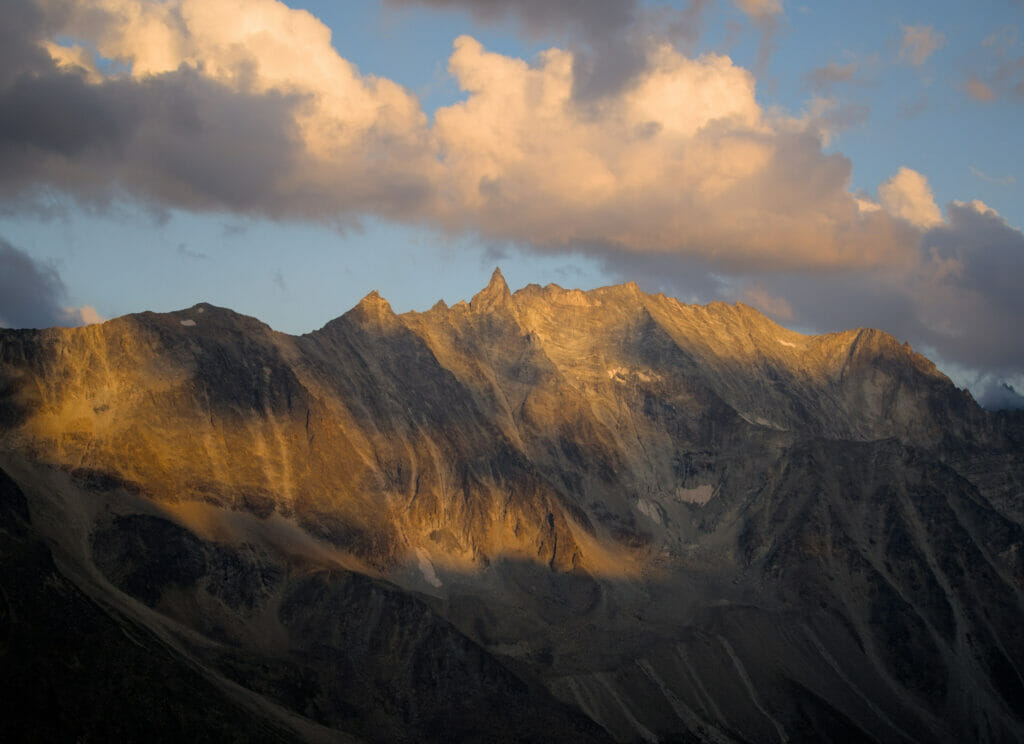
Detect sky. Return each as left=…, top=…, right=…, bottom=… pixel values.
left=1, top=0, right=1022, bottom=407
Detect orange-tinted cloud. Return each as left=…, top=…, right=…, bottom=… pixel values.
left=433, top=36, right=915, bottom=272
left=62, top=305, right=104, bottom=325
left=733, top=0, right=783, bottom=20
left=878, top=167, right=943, bottom=229
left=967, top=76, right=997, bottom=101
left=899, top=25, right=945, bottom=66
left=4, top=0, right=1024, bottom=379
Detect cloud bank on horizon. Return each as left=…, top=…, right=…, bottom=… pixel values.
left=1, top=0, right=1022, bottom=403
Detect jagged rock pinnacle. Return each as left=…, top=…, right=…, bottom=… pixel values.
left=0, top=271, right=1016, bottom=744
left=351, top=289, right=397, bottom=326
left=470, top=267, right=512, bottom=312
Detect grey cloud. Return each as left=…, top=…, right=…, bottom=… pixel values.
left=0, top=0, right=437, bottom=221
left=680, top=204, right=1024, bottom=385
left=804, top=62, right=857, bottom=92
left=599, top=204, right=1024, bottom=397
left=976, top=381, right=1024, bottom=411
left=385, top=0, right=706, bottom=99
left=0, top=65, right=306, bottom=215
left=4, top=0, right=1021, bottom=393
left=0, top=237, right=69, bottom=329
left=385, top=0, right=637, bottom=41
left=0, top=0, right=56, bottom=86
left=0, top=70, right=142, bottom=162
left=0, top=60, right=433, bottom=222
left=912, top=202, right=1024, bottom=371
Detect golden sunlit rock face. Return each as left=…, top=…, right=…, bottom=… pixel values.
left=0, top=270, right=970, bottom=572
left=1, top=272, right=1022, bottom=743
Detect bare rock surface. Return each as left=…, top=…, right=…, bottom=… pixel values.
left=1, top=272, right=1022, bottom=742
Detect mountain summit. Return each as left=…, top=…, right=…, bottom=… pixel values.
left=470, top=266, right=513, bottom=312
left=1, top=276, right=1022, bottom=743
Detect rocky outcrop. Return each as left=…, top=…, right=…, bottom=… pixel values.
left=0, top=272, right=1021, bottom=742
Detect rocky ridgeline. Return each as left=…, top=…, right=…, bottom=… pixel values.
left=0, top=271, right=1021, bottom=743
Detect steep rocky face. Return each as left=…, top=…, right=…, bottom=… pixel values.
left=0, top=271, right=1021, bottom=743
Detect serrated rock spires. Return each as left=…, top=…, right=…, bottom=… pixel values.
left=470, top=267, right=513, bottom=313
left=1, top=274, right=1022, bottom=743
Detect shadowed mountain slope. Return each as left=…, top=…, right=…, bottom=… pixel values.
left=1, top=270, right=1021, bottom=742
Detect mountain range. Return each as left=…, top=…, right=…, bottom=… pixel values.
left=1, top=269, right=1022, bottom=742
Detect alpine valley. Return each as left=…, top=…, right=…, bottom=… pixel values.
left=1, top=269, right=1022, bottom=743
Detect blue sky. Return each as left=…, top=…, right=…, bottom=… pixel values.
left=0, top=0, right=1021, bottom=403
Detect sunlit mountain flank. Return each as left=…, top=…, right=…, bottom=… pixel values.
left=2, top=273, right=1022, bottom=742
left=2, top=0, right=1023, bottom=741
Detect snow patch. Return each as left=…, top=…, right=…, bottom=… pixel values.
left=607, top=367, right=660, bottom=384
left=179, top=319, right=196, bottom=327
left=415, top=547, right=442, bottom=588
left=636, top=498, right=662, bottom=524
left=675, top=485, right=713, bottom=505
left=196, top=307, right=205, bottom=314
left=777, top=338, right=797, bottom=348
left=738, top=411, right=786, bottom=431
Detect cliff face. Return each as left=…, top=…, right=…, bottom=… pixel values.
left=1, top=270, right=1021, bottom=743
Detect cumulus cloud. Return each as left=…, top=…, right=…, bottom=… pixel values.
left=800, top=97, right=870, bottom=143
left=385, top=0, right=713, bottom=100
left=2, top=0, right=1023, bottom=385
left=0, top=237, right=70, bottom=328
left=386, top=0, right=637, bottom=100
left=432, top=36, right=922, bottom=272
left=386, top=0, right=637, bottom=39
left=899, top=25, right=945, bottom=66
left=1, top=0, right=438, bottom=220
left=878, top=167, right=944, bottom=229
left=911, top=200, right=1024, bottom=371
left=2, top=0, right=913, bottom=273
left=717, top=199, right=1024, bottom=377
left=63, top=305, right=104, bottom=325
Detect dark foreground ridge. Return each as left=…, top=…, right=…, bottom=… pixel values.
left=1, top=272, right=1022, bottom=742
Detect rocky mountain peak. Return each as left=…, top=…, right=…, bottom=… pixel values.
left=1, top=275, right=1021, bottom=744
left=349, top=289, right=397, bottom=325
left=357, top=289, right=388, bottom=307
left=470, top=267, right=512, bottom=313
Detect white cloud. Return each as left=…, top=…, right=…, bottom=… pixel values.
left=37, top=0, right=439, bottom=217
left=6, top=0, right=1024, bottom=382
left=878, top=167, right=944, bottom=229
left=69, top=305, right=105, bottom=325
left=15, top=0, right=918, bottom=273
left=433, top=37, right=915, bottom=271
